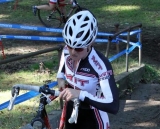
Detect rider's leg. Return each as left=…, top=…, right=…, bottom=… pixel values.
left=36, top=3, right=56, bottom=10
left=32, top=3, right=56, bottom=16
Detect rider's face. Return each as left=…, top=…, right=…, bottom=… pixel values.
left=67, top=45, right=88, bottom=61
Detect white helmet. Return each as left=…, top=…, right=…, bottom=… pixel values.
left=62, top=10, right=98, bottom=48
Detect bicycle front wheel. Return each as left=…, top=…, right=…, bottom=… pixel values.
left=38, top=8, right=62, bottom=28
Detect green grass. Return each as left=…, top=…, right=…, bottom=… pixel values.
left=0, top=0, right=160, bottom=129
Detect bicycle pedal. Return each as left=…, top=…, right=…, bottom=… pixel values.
left=47, top=16, right=52, bottom=21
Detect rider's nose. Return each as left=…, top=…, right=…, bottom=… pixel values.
left=71, top=49, right=77, bottom=54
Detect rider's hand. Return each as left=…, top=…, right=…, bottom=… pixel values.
left=59, top=88, right=80, bottom=101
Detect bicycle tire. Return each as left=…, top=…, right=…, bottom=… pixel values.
left=38, top=8, right=62, bottom=28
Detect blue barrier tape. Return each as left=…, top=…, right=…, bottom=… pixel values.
left=119, top=30, right=141, bottom=36
left=96, top=39, right=118, bottom=43
left=117, top=38, right=141, bottom=47
left=0, top=23, right=114, bottom=36
left=1, top=35, right=114, bottom=43
left=0, top=81, right=58, bottom=110
left=109, top=43, right=138, bottom=62
left=1, top=35, right=142, bottom=46
left=0, top=0, right=13, bottom=3
left=0, top=23, right=63, bottom=33
left=135, top=42, right=142, bottom=49
left=97, top=32, right=113, bottom=36
left=109, top=49, right=126, bottom=62
left=1, top=35, right=64, bottom=42
left=0, top=23, right=141, bottom=37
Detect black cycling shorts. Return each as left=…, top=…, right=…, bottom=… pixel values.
left=64, top=101, right=99, bottom=129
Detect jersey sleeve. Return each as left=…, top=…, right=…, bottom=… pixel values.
left=57, top=47, right=65, bottom=79
left=79, top=56, right=119, bottom=114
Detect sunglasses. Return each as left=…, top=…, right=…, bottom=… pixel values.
left=67, top=45, right=85, bottom=52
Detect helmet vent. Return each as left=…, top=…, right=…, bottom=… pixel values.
left=73, top=19, right=76, bottom=26
left=81, top=23, right=88, bottom=28
left=65, top=39, right=68, bottom=43
left=86, top=37, right=93, bottom=45
left=77, top=15, right=82, bottom=19
left=91, top=23, right=93, bottom=30
left=73, top=41, right=77, bottom=46
left=93, top=28, right=97, bottom=35
left=82, top=30, right=90, bottom=41
left=84, top=16, right=89, bottom=21
left=76, top=31, right=83, bottom=38
left=77, top=44, right=81, bottom=47
left=69, top=39, right=71, bottom=44
left=69, top=26, right=73, bottom=36
left=65, top=24, right=68, bottom=35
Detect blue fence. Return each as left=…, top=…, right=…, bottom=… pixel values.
left=0, top=0, right=13, bottom=3
left=0, top=23, right=142, bottom=110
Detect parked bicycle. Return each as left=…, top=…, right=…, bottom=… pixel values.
left=37, top=0, right=86, bottom=28
left=8, top=84, right=80, bottom=129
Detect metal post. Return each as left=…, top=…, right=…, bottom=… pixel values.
left=138, top=27, right=142, bottom=66
left=126, top=30, right=130, bottom=72
left=114, top=23, right=120, bottom=53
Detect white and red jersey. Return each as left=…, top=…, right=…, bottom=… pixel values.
left=57, top=45, right=119, bottom=129
left=49, top=0, right=65, bottom=4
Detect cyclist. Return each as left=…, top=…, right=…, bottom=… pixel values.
left=32, top=0, right=75, bottom=16
left=57, top=10, right=119, bottom=129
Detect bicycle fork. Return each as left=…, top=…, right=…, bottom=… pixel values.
left=31, top=95, right=52, bottom=129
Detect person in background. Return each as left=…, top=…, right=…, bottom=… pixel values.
left=32, top=0, right=75, bottom=16
left=57, top=10, right=119, bottom=129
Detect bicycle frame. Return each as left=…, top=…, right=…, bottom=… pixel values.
left=58, top=0, right=83, bottom=21
left=65, top=6, right=77, bottom=20
left=30, top=92, right=57, bottom=129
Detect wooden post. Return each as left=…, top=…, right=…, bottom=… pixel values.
left=0, top=38, right=6, bottom=59
left=105, top=38, right=111, bottom=58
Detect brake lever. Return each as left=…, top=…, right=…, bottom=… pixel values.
left=68, top=98, right=80, bottom=124
left=8, top=87, right=20, bottom=110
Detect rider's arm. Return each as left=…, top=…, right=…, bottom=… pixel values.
left=79, top=57, right=119, bottom=114
left=57, top=78, right=66, bottom=90
left=57, top=46, right=68, bottom=89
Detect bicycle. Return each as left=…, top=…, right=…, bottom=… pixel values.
left=37, top=0, right=86, bottom=28
left=8, top=83, right=80, bottom=129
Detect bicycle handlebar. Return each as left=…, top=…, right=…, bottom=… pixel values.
left=8, top=84, right=60, bottom=111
